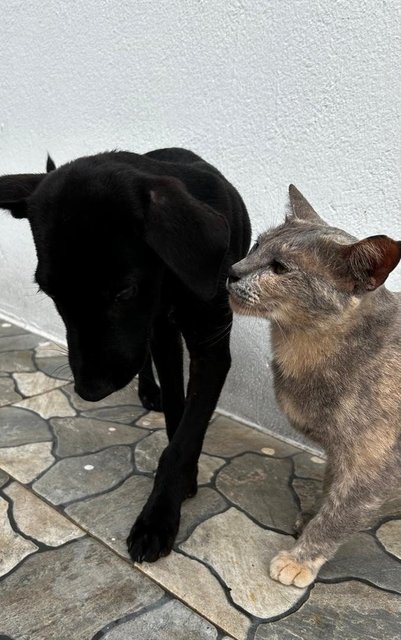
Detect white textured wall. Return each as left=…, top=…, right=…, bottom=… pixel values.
left=1, top=1, right=400, bottom=443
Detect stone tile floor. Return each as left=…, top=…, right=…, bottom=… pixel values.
left=0, top=319, right=401, bottom=639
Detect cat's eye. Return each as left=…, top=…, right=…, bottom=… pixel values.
left=249, top=241, right=259, bottom=254
left=114, top=284, right=138, bottom=303
left=271, top=260, right=288, bottom=275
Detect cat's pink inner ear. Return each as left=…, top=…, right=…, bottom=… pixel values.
left=346, top=235, right=401, bottom=291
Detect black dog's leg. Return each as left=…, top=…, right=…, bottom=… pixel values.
left=138, top=354, right=162, bottom=412
left=150, top=314, right=185, bottom=441
left=127, top=336, right=231, bottom=563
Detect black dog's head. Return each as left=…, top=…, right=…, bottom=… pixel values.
left=0, top=153, right=229, bottom=401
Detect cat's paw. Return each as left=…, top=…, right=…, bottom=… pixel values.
left=270, top=551, right=320, bottom=588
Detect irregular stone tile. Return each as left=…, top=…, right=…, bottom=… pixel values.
left=4, top=482, right=84, bottom=547
left=0, top=469, right=9, bottom=488
left=216, top=454, right=298, bottom=534
left=0, top=350, right=35, bottom=373
left=203, top=415, right=298, bottom=458
left=376, top=520, right=401, bottom=560
left=293, top=478, right=323, bottom=516
left=177, top=488, right=228, bottom=545
left=0, top=496, right=38, bottom=577
left=377, top=493, right=401, bottom=520
left=0, top=377, right=22, bottom=407
left=0, top=406, right=51, bottom=446
left=140, top=553, right=249, bottom=639
left=0, top=322, right=28, bottom=337
left=135, top=430, right=168, bottom=473
left=0, top=537, right=164, bottom=640
left=102, top=599, right=218, bottom=640
left=35, top=341, right=67, bottom=358
left=35, top=355, right=72, bottom=380
left=320, top=532, right=401, bottom=593
left=13, top=371, right=66, bottom=397
left=33, top=446, right=133, bottom=505
left=0, top=442, right=54, bottom=483
left=63, top=382, right=141, bottom=411
left=82, top=405, right=144, bottom=424
left=181, top=508, right=305, bottom=619
left=51, top=416, right=145, bottom=457
left=0, top=333, right=42, bottom=352
left=293, top=451, right=326, bottom=481
left=255, top=580, right=401, bottom=640
left=137, top=411, right=166, bottom=429
left=15, top=389, right=76, bottom=419
left=198, top=454, right=225, bottom=485
left=66, top=475, right=153, bottom=557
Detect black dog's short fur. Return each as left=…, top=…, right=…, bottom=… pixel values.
left=0, top=148, right=251, bottom=561
left=46, top=153, right=162, bottom=411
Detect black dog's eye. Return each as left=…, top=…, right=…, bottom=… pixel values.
left=271, top=260, right=288, bottom=275
left=114, top=284, right=138, bottom=303
left=249, top=241, right=259, bottom=255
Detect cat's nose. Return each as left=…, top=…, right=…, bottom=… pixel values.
left=227, top=266, right=241, bottom=284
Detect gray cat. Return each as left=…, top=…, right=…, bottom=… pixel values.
left=227, top=185, right=401, bottom=587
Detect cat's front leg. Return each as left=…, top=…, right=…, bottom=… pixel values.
left=271, top=466, right=391, bottom=588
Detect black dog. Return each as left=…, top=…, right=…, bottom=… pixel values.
left=0, top=148, right=251, bottom=561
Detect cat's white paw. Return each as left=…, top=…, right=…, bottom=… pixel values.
left=270, top=550, right=319, bottom=588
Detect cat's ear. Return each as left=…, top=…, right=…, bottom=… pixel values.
left=0, top=173, right=46, bottom=218
left=287, top=184, right=327, bottom=225
left=341, top=235, right=401, bottom=292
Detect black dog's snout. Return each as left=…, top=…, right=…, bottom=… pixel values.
left=227, top=266, right=241, bottom=284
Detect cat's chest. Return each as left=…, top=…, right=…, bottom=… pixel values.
left=272, top=359, right=339, bottom=441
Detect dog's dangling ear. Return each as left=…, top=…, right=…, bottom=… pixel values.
left=144, top=177, right=230, bottom=301
left=0, top=173, right=46, bottom=219
left=286, top=184, right=327, bottom=225
left=46, top=153, right=56, bottom=173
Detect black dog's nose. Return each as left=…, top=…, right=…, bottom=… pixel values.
left=227, top=266, right=241, bottom=284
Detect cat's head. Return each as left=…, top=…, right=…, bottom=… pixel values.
left=227, top=185, right=401, bottom=328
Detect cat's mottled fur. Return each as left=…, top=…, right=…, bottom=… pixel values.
left=227, top=185, right=401, bottom=587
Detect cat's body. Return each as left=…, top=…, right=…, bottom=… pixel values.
left=228, top=185, right=401, bottom=587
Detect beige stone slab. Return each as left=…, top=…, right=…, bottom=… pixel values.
left=4, top=482, right=84, bottom=547
left=181, top=508, right=306, bottom=619
left=13, top=371, right=66, bottom=397
left=0, top=350, right=35, bottom=373
left=203, top=416, right=298, bottom=458
left=136, top=411, right=166, bottom=429
left=0, top=497, right=38, bottom=577
left=0, top=377, right=21, bottom=407
left=376, top=520, right=401, bottom=560
left=140, top=551, right=250, bottom=639
left=0, top=442, right=55, bottom=483
left=15, top=389, right=76, bottom=419
left=35, top=341, right=67, bottom=358
left=135, top=430, right=168, bottom=473
left=198, top=454, right=225, bottom=485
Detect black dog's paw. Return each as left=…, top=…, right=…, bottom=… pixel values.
left=138, top=382, right=163, bottom=412
left=127, top=510, right=179, bottom=563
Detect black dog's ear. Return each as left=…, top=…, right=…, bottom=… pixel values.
left=46, top=154, right=56, bottom=173
left=144, top=177, right=230, bottom=301
left=0, top=173, right=46, bottom=218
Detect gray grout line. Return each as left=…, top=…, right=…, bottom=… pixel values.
left=90, top=595, right=171, bottom=640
